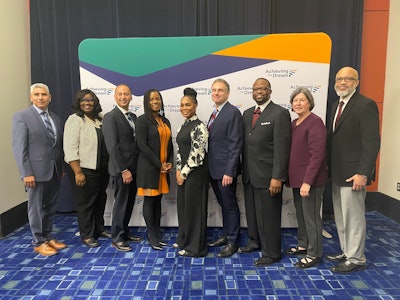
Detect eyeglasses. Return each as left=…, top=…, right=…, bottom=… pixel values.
left=335, top=77, right=357, bottom=83
left=80, top=98, right=95, bottom=103
left=252, top=87, right=271, bottom=92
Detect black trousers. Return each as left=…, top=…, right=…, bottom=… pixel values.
left=143, top=195, right=162, bottom=246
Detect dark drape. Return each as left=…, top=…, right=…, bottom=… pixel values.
left=30, top=0, right=363, bottom=213
left=30, top=0, right=363, bottom=124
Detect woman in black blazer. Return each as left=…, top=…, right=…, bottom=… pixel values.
left=136, top=89, right=173, bottom=250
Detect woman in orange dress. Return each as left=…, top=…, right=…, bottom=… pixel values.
left=136, top=89, right=173, bottom=250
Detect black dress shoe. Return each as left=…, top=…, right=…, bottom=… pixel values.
left=238, top=245, right=259, bottom=254
left=217, top=244, right=238, bottom=258
left=159, top=241, right=168, bottom=247
left=253, top=256, right=280, bottom=267
left=208, top=236, right=227, bottom=247
left=331, top=261, right=366, bottom=273
left=98, top=231, right=112, bottom=239
left=326, top=253, right=346, bottom=262
left=126, top=235, right=143, bottom=243
left=82, top=237, right=100, bottom=248
left=112, top=241, right=132, bottom=252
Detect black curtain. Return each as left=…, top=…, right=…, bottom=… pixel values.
left=30, top=0, right=363, bottom=124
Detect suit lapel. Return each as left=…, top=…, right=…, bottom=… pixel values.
left=334, top=94, right=357, bottom=131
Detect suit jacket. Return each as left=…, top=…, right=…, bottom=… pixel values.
left=242, top=102, right=291, bottom=188
left=102, top=107, right=138, bottom=177
left=135, top=114, right=173, bottom=189
left=327, top=92, right=380, bottom=186
left=208, top=101, right=243, bottom=179
left=12, top=106, right=63, bottom=181
left=287, top=113, right=328, bottom=188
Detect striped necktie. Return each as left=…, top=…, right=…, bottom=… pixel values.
left=41, top=112, right=55, bottom=144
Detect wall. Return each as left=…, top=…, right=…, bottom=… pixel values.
left=378, top=0, right=400, bottom=200
left=0, top=0, right=31, bottom=233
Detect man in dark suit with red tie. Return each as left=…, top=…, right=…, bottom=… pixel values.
left=207, top=78, right=244, bottom=258
left=326, top=66, right=380, bottom=273
left=240, top=78, right=291, bottom=267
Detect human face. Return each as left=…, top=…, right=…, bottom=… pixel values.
left=334, top=67, right=359, bottom=98
left=149, top=91, right=162, bottom=113
left=30, top=87, right=51, bottom=110
left=79, top=93, right=95, bottom=116
left=114, top=85, right=132, bottom=110
left=252, top=79, right=271, bottom=105
left=291, top=93, right=310, bottom=117
left=180, top=96, right=196, bottom=119
left=211, top=81, right=229, bottom=107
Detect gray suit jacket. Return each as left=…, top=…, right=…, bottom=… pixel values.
left=102, top=107, right=138, bottom=177
left=242, top=102, right=291, bottom=188
left=12, top=106, right=63, bottom=181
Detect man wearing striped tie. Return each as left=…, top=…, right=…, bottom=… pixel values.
left=12, top=83, right=67, bottom=256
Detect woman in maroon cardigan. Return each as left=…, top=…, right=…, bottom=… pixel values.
left=285, top=87, right=328, bottom=268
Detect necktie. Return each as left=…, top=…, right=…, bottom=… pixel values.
left=334, top=101, right=345, bottom=128
left=41, top=112, right=55, bottom=144
left=208, top=109, right=218, bottom=129
left=251, top=107, right=261, bottom=127
left=126, top=112, right=136, bottom=136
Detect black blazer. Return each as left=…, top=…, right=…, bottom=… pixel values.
left=327, top=92, right=380, bottom=186
left=102, top=107, right=138, bottom=177
left=242, top=102, right=291, bottom=188
left=135, top=114, right=173, bottom=189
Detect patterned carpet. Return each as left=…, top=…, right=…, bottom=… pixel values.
left=0, top=211, right=399, bottom=299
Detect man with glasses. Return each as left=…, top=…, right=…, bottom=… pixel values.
left=240, top=78, right=291, bottom=266
left=326, top=66, right=380, bottom=273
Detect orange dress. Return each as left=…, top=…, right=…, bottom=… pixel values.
left=137, top=116, right=171, bottom=196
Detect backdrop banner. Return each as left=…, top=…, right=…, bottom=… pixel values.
left=78, top=32, right=332, bottom=228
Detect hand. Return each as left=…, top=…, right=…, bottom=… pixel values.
left=161, top=162, right=172, bottom=173
left=300, top=183, right=311, bottom=197
left=75, top=172, right=86, bottom=187
left=269, top=178, right=282, bottom=196
left=122, top=170, right=133, bottom=184
left=23, top=176, right=36, bottom=188
left=176, top=170, right=184, bottom=186
left=346, top=174, right=367, bottom=191
left=222, top=175, right=233, bottom=187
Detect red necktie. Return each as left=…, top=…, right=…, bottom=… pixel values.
left=251, top=107, right=261, bottom=127
left=208, top=109, right=218, bottom=129
left=334, top=101, right=345, bottom=127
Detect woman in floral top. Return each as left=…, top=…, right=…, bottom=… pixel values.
left=175, top=87, right=209, bottom=257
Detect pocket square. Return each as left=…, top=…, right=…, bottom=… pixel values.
left=261, top=122, right=270, bottom=125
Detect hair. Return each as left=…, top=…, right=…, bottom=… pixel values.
left=212, top=78, right=230, bottom=92
left=289, top=86, right=315, bottom=111
left=30, top=83, right=50, bottom=94
left=183, top=87, right=198, bottom=105
left=143, top=89, right=167, bottom=125
left=72, top=89, right=103, bottom=119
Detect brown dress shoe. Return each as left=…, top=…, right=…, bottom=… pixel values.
left=47, top=239, right=67, bottom=250
left=34, top=242, right=58, bottom=256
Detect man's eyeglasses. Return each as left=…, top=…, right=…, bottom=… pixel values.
left=335, top=77, right=357, bottom=83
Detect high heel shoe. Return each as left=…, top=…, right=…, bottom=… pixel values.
left=151, top=244, right=164, bottom=251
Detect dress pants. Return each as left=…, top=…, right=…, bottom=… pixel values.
left=243, top=182, right=282, bottom=259
left=27, top=172, right=61, bottom=246
left=292, top=186, right=324, bottom=258
left=111, top=174, right=137, bottom=243
left=67, top=166, right=109, bottom=239
left=143, top=195, right=162, bottom=246
left=332, top=183, right=367, bottom=265
left=210, top=177, right=240, bottom=245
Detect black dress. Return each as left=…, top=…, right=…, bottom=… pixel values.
left=175, top=117, right=209, bottom=257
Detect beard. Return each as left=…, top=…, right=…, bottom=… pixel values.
left=335, top=86, right=355, bottom=98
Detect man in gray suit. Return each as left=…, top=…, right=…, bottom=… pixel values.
left=12, top=83, right=67, bottom=256
left=240, top=78, right=291, bottom=267
left=326, top=66, right=380, bottom=273
left=102, top=84, right=142, bottom=252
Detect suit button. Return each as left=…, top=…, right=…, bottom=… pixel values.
left=249, top=133, right=252, bottom=135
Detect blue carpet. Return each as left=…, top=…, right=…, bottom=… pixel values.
left=0, top=211, right=399, bottom=299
